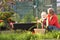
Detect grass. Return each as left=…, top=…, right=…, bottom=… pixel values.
left=58, top=14, right=60, bottom=23
left=0, top=31, right=60, bottom=40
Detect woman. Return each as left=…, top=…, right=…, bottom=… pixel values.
left=47, top=8, right=60, bottom=31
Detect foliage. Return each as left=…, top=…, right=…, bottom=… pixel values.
left=2, top=0, right=13, bottom=11
left=20, top=13, right=36, bottom=23
left=0, top=22, right=5, bottom=27
left=0, top=12, right=14, bottom=20
left=0, top=31, right=60, bottom=40
left=0, top=12, right=14, bottom=27
left=10, top=13, right=21, bottom=23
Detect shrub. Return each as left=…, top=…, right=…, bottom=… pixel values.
left=20, top=13, right=36, bottom=23
left=0, top=22, right=5, bottom=27
left=0, top=12, right=14, bottom=20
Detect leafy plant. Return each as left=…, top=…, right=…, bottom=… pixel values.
left=0, top=12, right=14, bottom=20
left=0, top=22, right=5, bottom=27
left=0, top=12, right=14, bottom=28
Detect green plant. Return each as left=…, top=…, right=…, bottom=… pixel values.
left=0, top=22, right=5, bottom=27
left=10, top=13, right=21, bottom=23
left=0, top=12, right=14, bottom=20
left=0, top=12, right=14, bottom=28
left=2, top=0, right=13, bottom=11
left=0, top=31, right=60, bottom=40
left=21, top=13, right=36, bottom=23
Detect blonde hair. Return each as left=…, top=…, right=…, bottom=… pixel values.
left=41, top=12, right=46, bottom=16
left=41, top=12, right=47, bottom=20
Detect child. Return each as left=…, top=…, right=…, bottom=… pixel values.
left=37, top=12, right=47, bottom=28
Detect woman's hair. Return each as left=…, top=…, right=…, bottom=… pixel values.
left=47, top=8, right=55, bottom=14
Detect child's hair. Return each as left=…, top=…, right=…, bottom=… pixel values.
left=41, top=11, right=47, bottom=20
left=41, top=12, right=46, bottom=17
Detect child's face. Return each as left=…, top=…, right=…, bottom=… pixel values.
left=41, top=14, right=47, bottom=20
left=41, top=14, right=46, bottom=18
left=41, top=12, right=47, bottom=20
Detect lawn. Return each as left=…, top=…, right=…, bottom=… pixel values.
left=58, top=14, right=60, bottom=23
